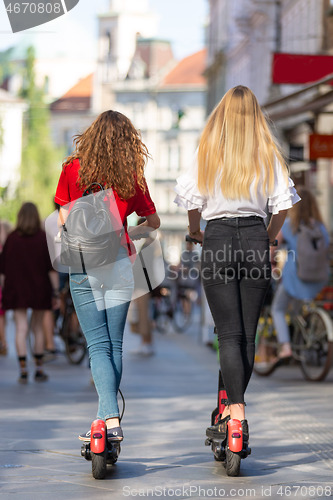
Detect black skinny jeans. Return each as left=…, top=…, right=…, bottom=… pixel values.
left=201, top=216, right=271, bottom=405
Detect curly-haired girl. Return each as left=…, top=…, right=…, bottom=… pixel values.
left=55, top=110, right=160, bottom=443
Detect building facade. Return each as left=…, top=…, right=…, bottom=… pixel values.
left=205, top=0, right=333, bottom=230
left=0, top=89, right=27, bottom=196
left=50, top=1, right=207, bottom=263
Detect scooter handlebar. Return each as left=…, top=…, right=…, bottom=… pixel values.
left=185, top=234, right=202, bottom=244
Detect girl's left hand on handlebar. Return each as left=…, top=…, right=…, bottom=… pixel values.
left=186, top=231, right=204, bottom=245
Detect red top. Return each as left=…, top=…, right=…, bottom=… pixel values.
left=54, top=159, right=156, bottom=258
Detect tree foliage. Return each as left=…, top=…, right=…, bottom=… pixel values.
left=18, top=46, right=63, bottom=218
left=0, top=46, right=64, bottom=224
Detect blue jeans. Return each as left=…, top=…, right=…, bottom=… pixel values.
left=70, top=248, right=134, bottom=420
left=271, top=284, right=291, bottom=344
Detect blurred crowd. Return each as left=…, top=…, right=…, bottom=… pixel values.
left=0, top=189, right=332, bottom=383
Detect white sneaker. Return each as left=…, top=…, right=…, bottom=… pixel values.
left=131, top=344, right=155, bottom=356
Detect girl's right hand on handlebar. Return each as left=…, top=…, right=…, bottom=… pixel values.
left=128, top=225, right=155, bottom=240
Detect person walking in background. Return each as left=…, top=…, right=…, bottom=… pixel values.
left=0, top=220, right=12, bottom=355
left=176, top=239, right=201, bottom=312
left=54, top=110, right=160, bottom=443
left=0, top=203, right=59, bottom=382
left=130, top=218, right=157, bottom=356
left=271, top=186, right=330, bottom=360
left=174, top=86, right=300, bottom=454
left=41, top=206, right=58, bottom=359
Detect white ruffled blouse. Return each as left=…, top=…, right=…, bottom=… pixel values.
left=174, top=155, right=300, bottom=219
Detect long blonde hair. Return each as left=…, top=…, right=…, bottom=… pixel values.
left=198, top=85, right=288, bottom=199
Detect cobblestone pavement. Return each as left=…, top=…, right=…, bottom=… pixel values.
left=1, top=312, right=333, bottom=499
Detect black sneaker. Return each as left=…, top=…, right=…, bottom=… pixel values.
left=78, top=430, right=91, bottom=442
left=34, top=370, right=48, bottom=382
left=206, top=415, right=230, bottom=440
left=18, top=372, right=28, bottom=384
left=107, top=426, right=123, bottom=441
left=241, top=419, right=249, bottom=445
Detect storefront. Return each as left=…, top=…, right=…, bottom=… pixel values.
left=263, top=73, right=333, bottom=232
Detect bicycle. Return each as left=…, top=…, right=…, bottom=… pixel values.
left=172, top=283, right=198, bottom=332
left=151, top=281, right=198, bottom=333
left=56, top=283, right=87, bottom=364
left=253, top=299, right=333, bottom=381
left=151, top=285, right=173, bottom=333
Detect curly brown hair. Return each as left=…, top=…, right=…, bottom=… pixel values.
left=63, top=110, right=149, bottom=199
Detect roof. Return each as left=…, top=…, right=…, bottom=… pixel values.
left=161, top=49, right=207, bottom=87
left=50, top=74, right=93, bottom=113
left=50, top=49, right=207, bottom=112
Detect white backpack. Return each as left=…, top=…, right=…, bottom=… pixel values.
left=296, top=221, right=329, bottom=283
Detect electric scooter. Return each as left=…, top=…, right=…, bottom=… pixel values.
left=80, top=419, right=121, bottom=479
left=205, top=369, right=251, bottom=476
left=81, top=390, right=125, bottom=479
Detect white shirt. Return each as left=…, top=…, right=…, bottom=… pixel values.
left=174, top=155, right=300, bottom=220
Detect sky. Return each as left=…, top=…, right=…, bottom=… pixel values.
left=0, top=0, right=207, bottom=60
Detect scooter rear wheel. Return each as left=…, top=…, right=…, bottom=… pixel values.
left=91, top=438, right=107, bottom=479
left=225, top=449, right=241, bottom=476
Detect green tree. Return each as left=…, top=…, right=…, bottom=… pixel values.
left=18, top=46, right=63, bottom=218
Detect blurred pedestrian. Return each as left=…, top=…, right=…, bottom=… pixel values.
left=176, top=239, right=201, bottom=312
left=54, top=110, right=160, bottom=443
left=0, top=220, right=12, bottom=355
left=41, top=205, right=62, bottom=360
left=271, top=186, right=330, bottom=360
left=174, top=85, right=300, bottom=452
left=0, top=203, right=60, bottom=383
left=130, top=218, right=156, bottom=356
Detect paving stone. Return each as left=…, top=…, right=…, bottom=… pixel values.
left=1, top=315, right=333, bottom=499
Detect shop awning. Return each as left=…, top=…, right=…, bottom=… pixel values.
left=272, top=53, right=333, bottom=85
left=263, top=73, right=333, bottom=122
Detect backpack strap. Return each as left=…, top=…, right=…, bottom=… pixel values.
left=83, top=183, right=104, bottom=196
left=138, top=251, right=153, bottom=293
left=78, top=243, right=87, bottom=274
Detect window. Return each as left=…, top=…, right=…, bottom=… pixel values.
left=289, top=144, right=304, bottom=163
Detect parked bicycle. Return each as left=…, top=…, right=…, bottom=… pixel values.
left=56, top=282, right=87, bottom=364
left=254, top=298, right=333, bottom=381
left=151, top=282, right=197, bottom=333
left=173, top=284, right=198, bottom=331
left=151, top=285, right=173, bottom=333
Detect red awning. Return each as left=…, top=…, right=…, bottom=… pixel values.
left=272, top=53, right=333, bottom=85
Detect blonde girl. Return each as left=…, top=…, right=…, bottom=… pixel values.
left=174, top=85, right=300, bottom=453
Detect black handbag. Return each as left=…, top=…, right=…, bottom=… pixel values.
left=60, top=183, right=123, bottom=272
